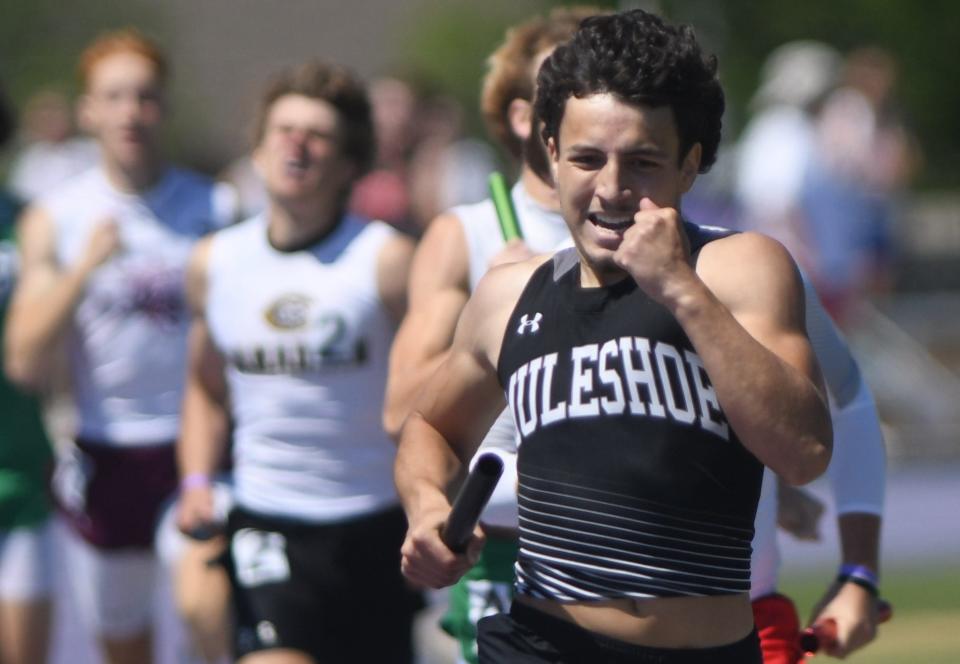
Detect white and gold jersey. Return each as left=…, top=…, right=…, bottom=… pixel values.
left=206, top=214, right=399, bottom=522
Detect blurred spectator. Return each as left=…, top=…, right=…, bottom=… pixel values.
left=0, top=78, right=57, bottom=664
left=734, top=40, right=841, bottom=271
left=682, top=144, right=741, bottom=232
left=802, top=46, right=921, bottom=319
left=406, top=93, right=497, bottom=234
left=737, top=42, right=921, bottom=323
left=350, top=76, right=497, bottom=236
left=7, top=88, right=99, bottom=202
left=348, top=76, right=420, bottom=230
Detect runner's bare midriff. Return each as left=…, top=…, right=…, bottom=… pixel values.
left=516, top=592, right=754, bottom=648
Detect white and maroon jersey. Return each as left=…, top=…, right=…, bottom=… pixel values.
left=43, top=166, right=235, bottom=446
left=205, top=214, right=400, bottom=523
left=452, top=183, right=569, bottom=528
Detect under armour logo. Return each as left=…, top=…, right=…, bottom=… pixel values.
left=517, top=313, right=543, bottom=335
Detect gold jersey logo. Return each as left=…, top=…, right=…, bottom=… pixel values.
left=263, top=294, right=312, bottom=330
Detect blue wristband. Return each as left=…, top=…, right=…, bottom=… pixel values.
left=839, top=563, right=879, bottom=586
left=837, top=564, right=879, bottom=596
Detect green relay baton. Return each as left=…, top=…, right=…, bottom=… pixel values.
left=488, top=172, right=523, bottom=241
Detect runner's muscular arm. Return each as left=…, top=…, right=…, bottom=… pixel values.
left=804, top=288, right=884, bottom=655
left=804, top=513, right=882, bottom=658
left=395, top=258, right=538, bottom=588
left=176, top=237, right=230, bottom=534
left=375, top=231, right=416, bottom=324
left=4, top=206, right=118, bottom=391
left=615, top=205, right=831, bottom=485
left=383, top=212, right=471, bottom=438
left=687, top=231, right=832, bottom=485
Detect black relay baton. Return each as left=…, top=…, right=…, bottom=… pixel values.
left=440, top=453, right=504, bottom=553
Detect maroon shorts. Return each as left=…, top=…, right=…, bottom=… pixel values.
left=54, top=438, right=178, bottom=551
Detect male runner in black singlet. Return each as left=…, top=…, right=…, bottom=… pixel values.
left=394, top=9, right=833, bottom=663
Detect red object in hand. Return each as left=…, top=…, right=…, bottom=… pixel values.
left=800, top=599, right=893, bottom=655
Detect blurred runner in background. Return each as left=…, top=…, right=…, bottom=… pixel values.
left=176, top=60, right=419, bottom=664
left=4, top=29, right=236, bottom=664
left=0, top=77, right=57, bottom=664
left=7, top=87, right=99, bottom=203
left=384, top=7, right=601, bottom=663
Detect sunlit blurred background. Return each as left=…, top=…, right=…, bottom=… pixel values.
left=2, top=0, right=958, bottom=662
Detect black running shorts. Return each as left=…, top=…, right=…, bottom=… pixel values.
left=478, top=601, right=762, bottom=663
left=225, top=505, right=421, bottom=662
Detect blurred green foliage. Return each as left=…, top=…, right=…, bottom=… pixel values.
left=393, top=1, right=617, bottom=128
left=0, top=0, right=163, bottom=175
left=0, top=0, right=164, bottom=101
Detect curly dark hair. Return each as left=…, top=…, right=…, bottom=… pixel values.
left=535, top=9, right=724, bottom=173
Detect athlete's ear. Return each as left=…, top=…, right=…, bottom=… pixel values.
left=508, top=98, right=533, bottom=142
left=547, top=134, right=559, bottom=180
left=679, top=143, right=702, bottom=194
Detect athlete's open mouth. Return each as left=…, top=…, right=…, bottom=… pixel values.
left=588, top=213, right=634, bottom=232
left=284, top=158, right=309, bottom=177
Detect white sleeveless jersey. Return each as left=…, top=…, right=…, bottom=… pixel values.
left=455, top=182, right=570, bottom=293
left=205, top=215, right=399, bottom=522
left=452, top=183, right=569, bottom=527
left=43, top=167, right=235, bottom=445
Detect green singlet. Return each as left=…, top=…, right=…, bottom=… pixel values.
left=441, top=534, right=519, bottom=664
left=0, top=191, right=54, bottom=529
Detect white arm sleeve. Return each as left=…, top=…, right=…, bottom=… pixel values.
left=470, top=408, right=520, bottom=529
left=803, top=273, right=886, bottom=516
left=826, top=380, right=886, bottom=515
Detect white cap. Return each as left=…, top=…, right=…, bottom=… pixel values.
left=752, top=41, right=841, bottom=110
